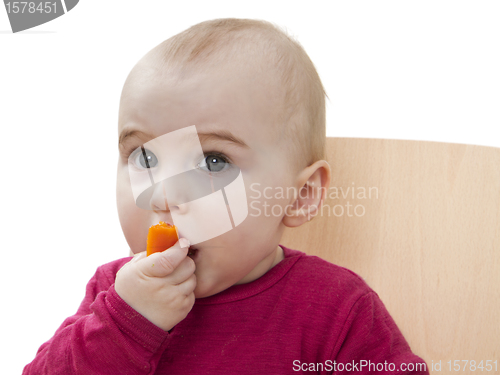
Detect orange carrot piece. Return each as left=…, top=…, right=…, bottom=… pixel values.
left=146, top=221, right=179, bottom=256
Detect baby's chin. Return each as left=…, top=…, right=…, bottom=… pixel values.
left=193, top=278, right=234, bottom=299
left=193, top=283, right=220, bottom=299
left=193, top=288, right=215, bottom=299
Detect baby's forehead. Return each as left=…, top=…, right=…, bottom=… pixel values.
left=122, top=40, right=289, bottom=119
left=120, top=63, right=284, bottom=135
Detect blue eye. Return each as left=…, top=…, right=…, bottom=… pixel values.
left=132, top=148, right=158, bottom=169
left=198, top=153, right=230, bottom=173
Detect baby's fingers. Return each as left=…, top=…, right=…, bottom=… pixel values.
left=137, top=238, right=190, bottom=278
left=130, top=251, right=146, bottom=263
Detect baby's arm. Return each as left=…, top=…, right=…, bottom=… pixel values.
left=331, top=291, right=429, bottom=375
left=23, top=239, right=195, bottom=375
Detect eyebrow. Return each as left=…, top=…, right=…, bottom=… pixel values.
left=119, top=128, right=249, bottom=149
left=196, top=129, right=249, bottom=148
left=118, top=130, right=154, bottom=149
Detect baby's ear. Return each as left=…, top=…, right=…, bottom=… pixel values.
left=283, top=160, right=331, bottom=228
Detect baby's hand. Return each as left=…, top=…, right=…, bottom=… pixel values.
left=115, top=238, right=196, bottom=331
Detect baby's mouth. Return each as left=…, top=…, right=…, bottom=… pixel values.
left=187, top=246, right=198, bottom=257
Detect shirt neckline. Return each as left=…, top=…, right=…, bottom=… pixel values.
left=194, top=244, right=304, bottom=305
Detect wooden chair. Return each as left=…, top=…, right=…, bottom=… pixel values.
left=280, top=138, right=500, bottom=373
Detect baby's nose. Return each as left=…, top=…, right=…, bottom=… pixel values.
left=149, top=181, right=169, bottom=211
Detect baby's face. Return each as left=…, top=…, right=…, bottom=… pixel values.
left=116, top=59, right=295, bottom=298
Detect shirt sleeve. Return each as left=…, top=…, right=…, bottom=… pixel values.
left=22, top=263, right=171, bottom=375
left=331, top=291, right=429, bottom=375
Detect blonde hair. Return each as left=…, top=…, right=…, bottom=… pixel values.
left=144, top=18, right=327, bottom=168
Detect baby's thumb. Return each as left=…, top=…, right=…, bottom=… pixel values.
left=138, top=238, right=190, bottom=278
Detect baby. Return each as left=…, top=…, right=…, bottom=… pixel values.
left=24, top=18, right=429, bottom=374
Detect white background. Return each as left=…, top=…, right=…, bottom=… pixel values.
left=1, top=1, right=499, bottom=373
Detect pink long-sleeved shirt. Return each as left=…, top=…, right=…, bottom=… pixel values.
left=23, top=245, right=429, bottom=374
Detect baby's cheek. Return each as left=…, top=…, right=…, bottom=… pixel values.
left=120, top=209, right=148, bottom=253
